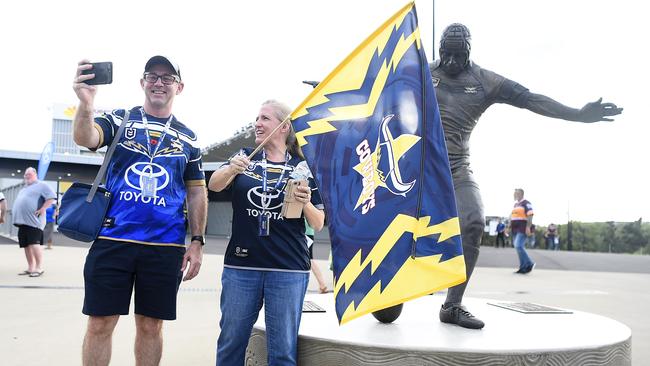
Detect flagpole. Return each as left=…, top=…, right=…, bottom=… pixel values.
left=412, top=4, right=427, bottom=258
left=432, top=0, right=435, bottom=61
left=247, top=116, right=292, bottom=159
left=219, top=115, right=293, bottom=189
left=248, top=80, right=319, bottom=159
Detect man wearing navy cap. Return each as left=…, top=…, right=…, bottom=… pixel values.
left=72, top=56, right=207, bottom=365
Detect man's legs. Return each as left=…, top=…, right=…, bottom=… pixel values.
left=18, top=225, right=42, bottom=273
left=496, top=233, right=504, bottom=248
left=439, top=172, right=485, bottom=329
left=513, top=232, right=534, bottom=272
left=131, top=245, right=183, bottom=365
left=29, top=244, right=43, bottom=272
left=82, top=240, right=136, bottom=364
left=82, top=315, right=119, bottom=366
left=23, top=247, right=35, bottom=272
left=135, top=314, right=163, bottom=366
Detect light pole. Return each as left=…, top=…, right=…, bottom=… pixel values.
left=567, top=199, right=573, bottom=251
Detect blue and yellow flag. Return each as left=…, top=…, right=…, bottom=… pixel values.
left=290, top=2, right=466, bottom=324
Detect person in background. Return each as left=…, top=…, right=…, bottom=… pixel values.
left=0, top=191, right=7, bottom=225
left=495, top=219, right=506, bottom=248
left=12, top=167, right=56, bottom=277
left=43, top=203, right=57, bottom=250
left=527, top=224, right=537, bottom=248
left=306, top=219, right=329, bottom=293
left=209, top=99, right=325, bottom=366
left=510, top=188, right=535, bottom=274
left=545, top=223, right=558, bottom=250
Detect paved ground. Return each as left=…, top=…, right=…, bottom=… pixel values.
left=5, top=232, right=649, bottom=274
left=1, top=233, right=648, bottom=365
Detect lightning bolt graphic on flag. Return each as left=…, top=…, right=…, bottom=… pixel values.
left=290, top=2, right=466, bottom=324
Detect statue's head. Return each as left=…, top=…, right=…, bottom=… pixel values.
left=439, top=23, right=471, bottom=75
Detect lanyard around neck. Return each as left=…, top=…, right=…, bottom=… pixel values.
left=261, top=149, right=290, bottom=209
left=140, top=108, right=173, bottom=163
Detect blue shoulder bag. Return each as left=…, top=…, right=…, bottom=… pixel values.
left=57, top=110, right=130, bottom=242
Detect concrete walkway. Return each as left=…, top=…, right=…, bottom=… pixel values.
left=0, top=238, right=648, bottom=365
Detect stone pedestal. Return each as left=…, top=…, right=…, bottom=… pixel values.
left=246, top=294, right=631, bottom=366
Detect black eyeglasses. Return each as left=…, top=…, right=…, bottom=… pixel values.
left=143, top=72, right=180, bottom=85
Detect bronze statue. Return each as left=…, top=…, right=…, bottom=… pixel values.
left=373, top=22, right=622, bottom=328
left=432, top=23, right=622, bottom=329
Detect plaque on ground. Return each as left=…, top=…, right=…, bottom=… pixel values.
left=302, top=300, right=326, bottom=313
left=488, top=302, right=573, bottom=314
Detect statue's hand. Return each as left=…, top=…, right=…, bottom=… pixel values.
left=579, top=97, right=623, bottom=122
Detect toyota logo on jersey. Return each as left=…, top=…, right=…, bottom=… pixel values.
left=245, top=186, right=285, bottom=220
left=125, top=162, right=170, bottom=192
left=118, top=162, right=171, bottom=207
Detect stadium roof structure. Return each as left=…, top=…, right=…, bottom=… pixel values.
left=201, top=122, right=255, bottom=163
left=0, top=149, right=103, bottom=182
left=201, top=81, right=319, bottom=164
left=2, top=121, right=260, bottom=181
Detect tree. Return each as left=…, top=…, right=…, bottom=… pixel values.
left=616, top=218, right=647, bottom=254
left=604, top=221, right=616, bottom=253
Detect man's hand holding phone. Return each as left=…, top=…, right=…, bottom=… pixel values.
left=81, top=61, right=112, bottom=85
left=73, top=60, right=112, bottom=105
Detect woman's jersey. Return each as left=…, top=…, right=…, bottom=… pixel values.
left=223, top=148, right=323, bottom=272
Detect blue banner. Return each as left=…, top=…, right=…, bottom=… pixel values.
left=290, top=2, right=466, bottom=324
left=37, top=141, right=54, bottom=181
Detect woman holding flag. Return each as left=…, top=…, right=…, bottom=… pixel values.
left=209, top=99, right=325, bottom=365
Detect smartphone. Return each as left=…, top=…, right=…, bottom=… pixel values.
left=281, top=179, right=308, bottom=218
left=81, top=62, right=113, bottom=85
left=285, top=179, right=307, bottom=199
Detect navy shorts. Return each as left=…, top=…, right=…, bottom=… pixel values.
left=83, top=239, right=185, bottom=320
left=17, top=225, right=43, bottom=248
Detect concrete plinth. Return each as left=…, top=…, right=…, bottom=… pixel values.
left=246, top=294, right=631, bottom=366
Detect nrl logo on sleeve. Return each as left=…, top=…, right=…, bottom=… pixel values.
left=125, top=127, right=136, bottom=140
left=432, top=77, right=440, bottom=87
left=352, top=114, right=420, bottom=215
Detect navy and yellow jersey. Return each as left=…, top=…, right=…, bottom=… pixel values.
left=223, top=148, right=324, bottom=272
left=92, top=107, right=205, bottom=247
left=510, top=199, right=534, bottom=234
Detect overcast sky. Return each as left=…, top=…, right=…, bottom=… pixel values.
left=1, top=0, right=647, bottom=225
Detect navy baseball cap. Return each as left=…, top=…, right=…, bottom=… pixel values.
left=144, top=55, right=181, bottom=80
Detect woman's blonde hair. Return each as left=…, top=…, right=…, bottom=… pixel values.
left=261, top=99, right=303, bottom=159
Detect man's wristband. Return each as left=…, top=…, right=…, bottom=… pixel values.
left=191, top=235, right=205, bottom=246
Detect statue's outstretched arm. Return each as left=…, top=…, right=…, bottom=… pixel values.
left=524, top=93, right=623, bottom=123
